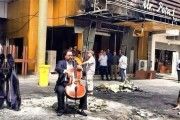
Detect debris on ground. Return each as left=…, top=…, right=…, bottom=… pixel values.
left=94, top=80, right=143, bottom=93
left=132, top=109, right=159, bottom=119
left=88, top=97, right=107, bottom=112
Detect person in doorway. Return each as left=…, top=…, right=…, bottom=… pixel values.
left=106, top=49, right=113, bottom=79
left=110, top=51, right=119, bottom=80
left=98, top=51, right=109, bottom=80
left=82, top=50, right=96, bottom=95
left=118, top=49, right=122, bottom=58
left=177, top=59, right=180, bottom=83
left=6, top=54, right=21, bottom=111
left=55, top=50, right=87, bottom=116
left=118, top=51, right=127, bottom=82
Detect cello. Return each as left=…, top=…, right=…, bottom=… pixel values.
left=65, top=59, right=86, bottom=99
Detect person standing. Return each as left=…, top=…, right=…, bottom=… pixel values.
left=98, top=51, right=109, bottom=80
left=82, top=50, right=96, bottom=95
left=118, top=51, right=127, bottom=82
left=55, top=50, right=87, bottom=116
left=177, top=59, right=180, bottom=83
left=110, top=51, right=119, bottom=80
left=106, top=49, right=113, bottom=79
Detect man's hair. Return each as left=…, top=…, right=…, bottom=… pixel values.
left=63, top=49, right=72, bottom=58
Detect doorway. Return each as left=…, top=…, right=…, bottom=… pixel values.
left=155, top=49, right=173, bottom=73
left=46, top=27, right=77, bottom=61
left=9, top=38, right=24, bottom=74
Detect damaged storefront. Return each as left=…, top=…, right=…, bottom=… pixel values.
left=72, top=0, right=180, bottom=78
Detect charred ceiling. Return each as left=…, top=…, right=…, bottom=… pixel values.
left=72, top=0, right=180, bottom=25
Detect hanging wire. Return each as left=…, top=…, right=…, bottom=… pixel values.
left=7, top=12, right=39, bottom=35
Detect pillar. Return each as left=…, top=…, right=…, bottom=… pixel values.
left=150, top=35, right=155, bottom=71
left=37, top=0, right=48, bottom=70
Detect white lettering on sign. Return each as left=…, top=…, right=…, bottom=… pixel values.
left=143, top=0, right=153, bottom=11
left=143, top=0, right=176, bottom=19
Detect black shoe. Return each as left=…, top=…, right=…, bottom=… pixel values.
left=57, top=110, right=64, bottom=116
left=57, top=112, right=63, bottom=116
left=77, top=110, right=87, bottom=116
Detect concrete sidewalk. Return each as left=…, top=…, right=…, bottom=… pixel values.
left=0, top=74, right=179, bottom=120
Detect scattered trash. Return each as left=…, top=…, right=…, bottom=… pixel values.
left=95, top=80, right=143, bottom=93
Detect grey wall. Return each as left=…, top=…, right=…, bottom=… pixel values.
left=0, top=2, right=7, bottom=18
left=0, top=19, right=6, bottom=44
left=121, top=29, right=138, bottom=73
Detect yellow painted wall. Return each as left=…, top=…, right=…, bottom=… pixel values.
left=28, top=0, right=54, bottom=71
left=7, top=0, right=30, bottom=44
left=7, top=0, right=81, bottom=72
left=27, top=0, right=38, bottom=71
left=138, top=32, right=148, bottom=60
left=53, top=0, right=80, bottom=26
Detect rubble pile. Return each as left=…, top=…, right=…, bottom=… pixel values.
left=88, top=97, right=107, bottom=112
left=95, top=80, right=142, bottom=93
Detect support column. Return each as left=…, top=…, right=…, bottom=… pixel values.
left=150, top=35, right=156, bottom=71
left=172, top=52, right=179, bottom=78
left=77, top=33, right=83, bottom=52
left=37, top=0, right=48, bottom=70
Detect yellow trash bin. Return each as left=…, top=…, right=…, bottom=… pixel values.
left=39, top=65, right=50, bottom=87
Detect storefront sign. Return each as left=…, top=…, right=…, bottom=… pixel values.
left=166, top=29, right=179, bottom=36
left=143, top=0, right=175, bottom=19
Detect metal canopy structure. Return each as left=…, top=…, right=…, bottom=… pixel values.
left=72, top=0, right=180, bottom=26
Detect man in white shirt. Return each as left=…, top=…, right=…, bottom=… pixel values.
left=118, top=51, right=127, bottom=82
left=98, top=51, right=109, bottom=80
left=82, top=50, right=96, bottom=95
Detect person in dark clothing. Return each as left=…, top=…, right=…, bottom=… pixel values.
left=0, top=54, right=5, bottom=108
left=72, top=46, right=81, bottom=57
left=55, top=50, right=87, bottom=116
left=6, top=54, right=21, bottom=111
left=106, top=49, right=113, bottom=79
left=85, top=0, right=94, bottom=12
left=110, top=51, right=119, bottom=80
left=0, top=54, right=21, bottom=111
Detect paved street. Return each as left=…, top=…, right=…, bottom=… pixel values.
left=0, top=74, right=180, bottom=120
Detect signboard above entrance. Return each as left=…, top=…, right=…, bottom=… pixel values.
left=77, top=0, right=180, bottom=25
left=143, top=0, right=175, bottom=17
left=166, top=29, right=179, bottom=36
left=142, top=0, right=176, bottom=20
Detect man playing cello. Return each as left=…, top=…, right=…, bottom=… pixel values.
left=54, top=50, right=87, bottom=116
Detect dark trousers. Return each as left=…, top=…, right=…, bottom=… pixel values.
left=177, top=70, right=180, bottom=83
left=99, top=66, right=109, bottom=80
left=0, top=74, right=5, bottom=108
left=56, top=84, right=87, bottom=112
left=119, top=68, right=126, bottom=82
left=107, top=64, right=111, bottom=76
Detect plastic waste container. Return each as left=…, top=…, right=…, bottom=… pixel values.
left=39, top=65, right=50, bottom=87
